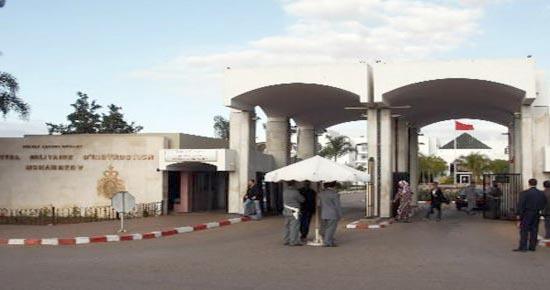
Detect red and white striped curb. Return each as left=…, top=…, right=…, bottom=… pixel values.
left=538, top=236, right=550, bottom=248
left=0, top=216, right=251, bottom=246
left=346, top=219, right=394, bottom=230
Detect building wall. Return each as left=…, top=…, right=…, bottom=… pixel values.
left=0, top=134, right=167, bottom=209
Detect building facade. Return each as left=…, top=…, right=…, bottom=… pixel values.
left=225, top=58, right=550, bottom=217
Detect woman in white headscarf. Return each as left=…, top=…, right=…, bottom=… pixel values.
left=393, top=180, right=413, bottom=222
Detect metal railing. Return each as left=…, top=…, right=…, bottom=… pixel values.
left=0, top=201, right=164, bottom=225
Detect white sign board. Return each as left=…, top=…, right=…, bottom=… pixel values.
left=164, top=149, right=218, bottom=162
left=111, top=191, right=136, bottom=214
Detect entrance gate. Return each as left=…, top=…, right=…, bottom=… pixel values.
left=482, top=174, right=521, bottom=220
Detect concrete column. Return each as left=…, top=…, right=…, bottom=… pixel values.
left=228, top=109, right=256, bottom=214
left=367, top=108, right=393, bottom=218
left=266, top=117, right=290, bottom=169
left=367, top=109, right=379, bottom=216
left=520, top=106, right=533, bottom=187
left=379, top=109, right=393, bottom=218
left=297, top=125, right=316, bottom=160
left=512, top=114, right=522, bottom=174
left=396, top=119, right=409, bottom=172
left=507, top=125, right=514, bottom=174
left=409, top=127, right=419, bottom=204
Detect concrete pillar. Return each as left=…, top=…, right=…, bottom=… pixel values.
left=228, top=109, right=256, bottom=214
left=409, top=127, right=419, bottom=204
left=266, top=117, right=290, bottom=168
left=297, top=125, right=316, bottom=160
left=521, top=106, right=534, bottom=187
left=396, top=119, right=409, bottom=172
left=367, top=108, right=393, bottom=218
left=512, top=114, right=522, bottom=175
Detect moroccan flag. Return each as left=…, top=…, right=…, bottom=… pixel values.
left=455, top=121, right=474, bottom=131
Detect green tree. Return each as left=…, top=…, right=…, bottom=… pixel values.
left=458, top=152, right=490, bottom=183
left=47, top=92, right=142, bottom=134
left=487, top=159, right=510, bottom=174
left=101, top=104, right=143, bottom=133
left=213, top=115, right=229, bottom=140
left=319, top=134, right=355, bottom=161
left=47, top=92, right=101, bottom=134
left=0, top=72, right=30, bottom=119
left=419, top=154, right=448, bottom=183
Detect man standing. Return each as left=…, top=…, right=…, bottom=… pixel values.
left=425, top=182, right=446, bottom=221
left=487, top=181, right=503, bottom=219
left=319, top=181, right=342, bottom=247
left=542, top=180, right=550, bottom=239
left=464, top=182, right=478, bottom=215
left=244, top=179, right=263, bottom=220
left=283, top=180, right=304, bottom=246
left=514, top=178, right=547, bottom=252
left=299, top=181, right=317, bottom=242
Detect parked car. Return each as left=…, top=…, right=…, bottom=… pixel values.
left=455, top=188, right=486, bottom=210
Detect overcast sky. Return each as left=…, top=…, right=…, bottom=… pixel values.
left=1, top=0, right=549, bottom=155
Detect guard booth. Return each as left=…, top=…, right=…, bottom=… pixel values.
left=483, top=174, right=522, bottom=220
left=160, top=149, right=236, bottom=213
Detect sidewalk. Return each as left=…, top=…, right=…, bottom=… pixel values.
left=0, top=211, right=242, bottom=239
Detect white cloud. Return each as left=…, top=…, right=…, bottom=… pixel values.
left=131, top=0, right=492, bottom=80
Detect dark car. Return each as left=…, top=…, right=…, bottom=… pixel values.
left=455, top=188, right=486, bottom=210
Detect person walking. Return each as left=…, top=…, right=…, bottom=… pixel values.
left=514, top=178, right=547, bottom=252
left=319, top=181, right=342, bottom=247
left=393, top=180, right=413, bottom=222
left=542, top=180, right=550, bottom=239
left=425, top=182, right=447, bottom=221
left=464, top=182, right=478, bottom=215
left=283, top=180, right=305, bottom=246
left=243, top=179, right=263, bottom=220
left=299, top=181, right=317, bottom=242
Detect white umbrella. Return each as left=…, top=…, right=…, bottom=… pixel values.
left=265, top=155, right=370, bottom=183
left=265, top=155, right=370, bottom=246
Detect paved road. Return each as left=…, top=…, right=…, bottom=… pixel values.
left=1, top=193, right=549, bottom=290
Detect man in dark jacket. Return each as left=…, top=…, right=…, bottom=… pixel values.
left=425, top=182, right=447, bottom=221
left=244, top=179, right=263, bottom=220
left=299, top=181, right=317, bottom=242
left=543, top=180, right=550, bottom=239
left=514, top=178, right=547, bottom=252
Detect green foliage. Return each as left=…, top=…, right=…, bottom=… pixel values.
left=319, top=134, right=355, bottom=161
left=487, top=159, right=510, bottom=174
left=46, top=92, right=142, bottom=134
left=101, top=104, right=143, bottom=133
left=457, top=152, right=490, bottom=182
left=419, top=153, right=448, bottom=183
left=0, top=72, right=30, bottom=119
left=213, top=115, right=230, bottom=140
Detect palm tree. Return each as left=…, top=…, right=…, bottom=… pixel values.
left=0, top=72, right=30, bottom=119
left=458, top=152, right=490, bottom=183
left=319, top=135, right=355, bottom=161
left=487, top=159, right=510, bottom=174
left=419, top=153, right=448, bottom=183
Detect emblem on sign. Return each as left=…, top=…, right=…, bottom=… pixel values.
left=97, top=165, right=126, bottom=199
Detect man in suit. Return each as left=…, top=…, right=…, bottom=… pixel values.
left=319, top=181, right=342, bottom=247
left=514, top=178, right=547, bottom=252
left=425, top=182, right=446, bottom=221
left=299, top=181, right=317, bottom=242
left=543, top=180, right=550, bottom=239
left=283, top=180, right=305, bottom=246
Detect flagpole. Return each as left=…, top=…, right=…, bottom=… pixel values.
left=454, top=120, right=457, bottom=186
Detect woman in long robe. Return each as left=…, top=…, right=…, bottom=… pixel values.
left=393, top=180, right=413, bottom=222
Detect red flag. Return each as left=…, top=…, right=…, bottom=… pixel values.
left=455, top=121, right=474, bottom=131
